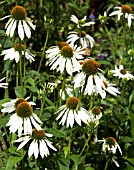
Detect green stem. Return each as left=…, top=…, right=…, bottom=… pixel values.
left=104, top=159, right=109, bottom=170
left=68, top=128, right=72, bottom=158
left=59, top=67, right=66, bottom=107
left=122, top=17, right=127, bottom=64
left=0, top=114, right=11, bottom=147
left=37, top=29, right=49, bottom=74
left=104, top=24, right=116, bottom=64
left=19, top=38, right=23, bottom=87
left=16, top=63, right=19, bottom=87
left=40, top=97, right=45, bottom=119
left=79, top=133, right=91, bottom=157
left=58, top=128, right=69, bottom=155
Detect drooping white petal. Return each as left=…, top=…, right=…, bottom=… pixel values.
left=28, top=140, right=36, bottom=158
left=32, top=113, right=42, bottom=124
left=18, top=20, right=24, bottom=40
left=17, top=136, right=31, bottom=150
left=10, top=20, right=17, bottom=37
left=45, top=139, right=57, bottom=151
left=74, top=111, right=81, bottom=125
left=30, top=116, right=42, bottom=130
left=67, top=110, right=74, bottom=127
left=6, top=19, right=14, bottom=36
left=26, top=17, right=36, bottom=30
left=23, top=20, right=31, bottom=38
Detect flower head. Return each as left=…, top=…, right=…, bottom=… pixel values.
left=55, top=96, right=89, bottom=127
left=2, top=6, right=35, bottom=40
left=6, top=101, right=42, bottom=137
left=73, top=59, right=105, bottom=98
left=102, top=137, right=122, bottom=155
left=111, top=65, right=134, bottom=80
left=0, top=77, right=8, bottom=88
left=86, top=106, right=102, bottom=129
left=1, top=97, right=35, bottom=113
left=1, top=43, right=35, bottom=63
left=46, top=42, right=85, bottom=75
left=67, top=31, right=95, bottom=48
left=70, top=15, right=95, bottom=28
left=15, top=128, right=57, bottom=158
left=109, top=5, right=134, bottom=27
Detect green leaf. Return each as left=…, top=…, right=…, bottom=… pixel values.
left=24, top=77, right=35, bottom=86
left=70, top=154, right=79, bottom=165
left=85, top=166, right=95, bottom=170
left=131, top=114, right=134, bottom=138
left=122, top=136, right=134, bottom=143
left=58, top=157, right=70, bottom=170
left=6, top=154, right=25, bottom=170
left=46, top=128, right=64, bottom=138
left=0, top=98, right=11, bottom=109
left=15, top=86, right=26, bottom=98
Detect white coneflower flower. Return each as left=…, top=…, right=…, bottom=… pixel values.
left=0, top=77, right=8, bottom=88
left=1, top=6, right=35, bottom=40
left=102, top=137, right=122, bottom=155
left=109, top=5, right=134, bottom=27
left=6, top=101, right=42, bottom=137
left=86, top=107, right=102, bottom=129
left=15, top=128, right=57, bottom=158
left=111, top=65, right=134, bottom=80
left=1, top=43, right=35, bottom=63
left=73, top=59, right=105, bottom=98
left=46, top=42, right=85, bottom=76
left=55, top=96, right=89, bottom=128
left=1, top=97, right=35, bottom=113
left=70, top=15, right=95, bottom=28
left=99, top=76, right=120, bottom=99
left=67, top=31, right=95, bottom=48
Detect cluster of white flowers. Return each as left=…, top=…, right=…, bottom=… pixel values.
left=2, top=3, right=133, bottom=164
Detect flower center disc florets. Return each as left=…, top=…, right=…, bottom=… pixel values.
left=32, top=128, right=45, bottom=140
left=92, top=107, right=101, bottom=116
left=61, top=46, right=73, bottom=58
left=16, top=102, right=32, bottom=118
left=11, top=6, right=26, bottom=20
left=14, top=44, right=25, bottom=51
left=120, top=69, right=127, bottom=75
left=77, top=31, right=86, bottom=37
left=106, top=137, right=116, bottom=147
left=82, top=59, right=100, bottom=75
left=58, top=42, right=69, bottom=50
left=15, top=98, right=27, bottom=108
left=121, top=5, right=132, bottom=13
left=66, top=97, right=79, bottom=110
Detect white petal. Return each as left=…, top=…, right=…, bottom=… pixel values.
left=32, top=113, right=42, bottom=124
left=18, top=20, right=24, bottom=40
left=45, top=139, right=57, bottom=151
left=42, top=140, right=50, bottom=157
left=23, top=20, right=31, bottom=38
left=74, top=111, right=81, bottom=125
left=30, top=116, right=42, bottom=130
left=6, top=19, right=14, bottom=36
left=26, top=17, right=36, bottom=30
left=39, top=140, right=45, bottom=158
left=33, top=140, right=39, bottom=158
left=10, top=20, right=17, bottom=37
left=67, top=110, right=74, bottom=127
left=17, top=137, right=31, bottom=150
